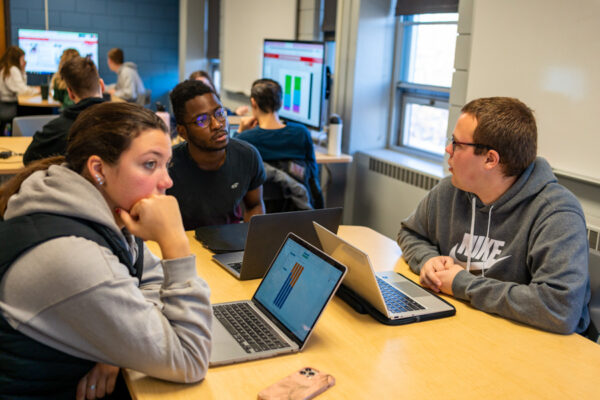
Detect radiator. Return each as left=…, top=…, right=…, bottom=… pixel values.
left=350, top=154, right=439, bottom=239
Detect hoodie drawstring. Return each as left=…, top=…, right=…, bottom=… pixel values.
left=466, top=196, right=494, bottom=276
left=466, top=197, right=476, bottom=272
left=482, top=205, right=494, bottom=277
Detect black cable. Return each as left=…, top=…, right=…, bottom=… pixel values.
left=0, top=147, right=24, bottom=159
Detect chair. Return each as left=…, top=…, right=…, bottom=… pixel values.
left=0, top=102, right=17, bottom=135
left=136, top=89, right=152, bottom=107
left=267, top=159, right=324, bottom=210
left=587, top=250, right=600, bottom=343
left=263, top=163, right=312, bottom=213
left=11, top=115, right=59, bottom=136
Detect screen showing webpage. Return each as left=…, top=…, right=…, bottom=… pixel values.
left=18, top=29, right=99, bottom=74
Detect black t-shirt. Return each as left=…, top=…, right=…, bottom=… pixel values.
left=167, top=138, right=266, bottom=230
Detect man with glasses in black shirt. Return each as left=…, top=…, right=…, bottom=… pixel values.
left=168, top=80, right=265, bottom=230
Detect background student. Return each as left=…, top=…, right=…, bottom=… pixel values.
left=397, top=97, right=590, bottom=335
left=23, top=56, right=106, bottom=164
left=189, top=70, right=248, bottom=116
left=168, top=79, right=265, bottom=229
left=50, top=48, right=80, bottom=107
left=236, top=78, right=322, bottom=208
left=105, top=47, right=145, bottom=102
left=0, top=102, right=212, bottom=398
left=0, top=45, right=38, bottom=135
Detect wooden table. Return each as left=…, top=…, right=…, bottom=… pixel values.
left=125, top=226, right=600, bottom=399
left=18, top=93, right=61, bottom=108
left=0, top=136, right=32, bottom=175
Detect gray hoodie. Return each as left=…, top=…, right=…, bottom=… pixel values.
left=0, top=165, right=212, bottom=382
left=398, top=157, right=590, bottom=334
left=114, top=61, right=145, bottom=101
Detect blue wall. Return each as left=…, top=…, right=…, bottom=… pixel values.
left=10, top=0, right=179, bottom=108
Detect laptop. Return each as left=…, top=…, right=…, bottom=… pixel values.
left=313, top=222, right=455, bottom=324
left=210, top=232, right=347, bottom=366
left=195, top=223, right=249, bottom=254
left=212, top=208, right=343, bottom=280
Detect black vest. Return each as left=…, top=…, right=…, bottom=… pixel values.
left=0, top=213, right=143, bottom=399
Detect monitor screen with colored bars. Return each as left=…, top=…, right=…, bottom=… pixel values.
left=262, top=39, right=325, bottom=130
left=18, top=29, right=99, bottom=74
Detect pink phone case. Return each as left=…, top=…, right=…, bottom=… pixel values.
left=257, top=367, right=335, bottom=400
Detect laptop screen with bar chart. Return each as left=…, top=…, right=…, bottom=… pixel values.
left=253, top=234, right=344, bottom=342
left=209, top=233, right=346, bottom=366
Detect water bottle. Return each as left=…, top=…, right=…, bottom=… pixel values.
left=327, top=114, right=342, bottom=156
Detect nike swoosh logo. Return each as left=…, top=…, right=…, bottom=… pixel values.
left=449, top=244, right=511, bottom=270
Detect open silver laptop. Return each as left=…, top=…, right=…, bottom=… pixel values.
left=210, top=232, right=347, bottom=366
left=212, top=208, right=342, bottom=280
left=314, top=222, right=455, bottom=324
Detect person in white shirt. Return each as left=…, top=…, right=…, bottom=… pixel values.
left=0, top=46, right=37, bottom=135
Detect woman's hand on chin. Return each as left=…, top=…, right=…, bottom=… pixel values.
left=118, top=195, right=190, bottom=259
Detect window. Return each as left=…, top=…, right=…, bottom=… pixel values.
left=391, top=13, right=458, bottom=157
left=208, top=59, right=221, bottom=94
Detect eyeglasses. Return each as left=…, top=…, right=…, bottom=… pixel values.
left=449, top=136, right=494, bottom=152
left=186, top=107, right=227, bottom=128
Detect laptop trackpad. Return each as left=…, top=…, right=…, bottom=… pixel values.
left=210, top=318, right=246, bottom=364
left=213, top=251, right=244, bottom=265
left=396, top=281, right=430, bottom=299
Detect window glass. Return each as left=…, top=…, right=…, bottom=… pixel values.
left=402, top=101, right=449, bottom=157
left=392, top=13, right=458, bottom=157
left=413, top=13, right=458, bottom=23
left=405, top=23, right=457, bottom=87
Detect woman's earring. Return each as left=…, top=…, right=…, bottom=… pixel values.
left=95, top=175, right=105, bottom=186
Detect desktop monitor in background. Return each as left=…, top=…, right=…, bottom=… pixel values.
left=18, top=29, right=99, bottom=74
left=262, top=39, right=326, bottom=130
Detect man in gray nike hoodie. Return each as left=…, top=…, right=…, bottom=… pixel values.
left=398, top=97, right=590, bottom=334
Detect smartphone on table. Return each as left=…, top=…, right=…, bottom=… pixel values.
left=257, top=367, right=335, bottom=400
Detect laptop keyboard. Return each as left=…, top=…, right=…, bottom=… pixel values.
left=376, top=277, right=425, bottom=313
left=228, top=262, right=242, bottom=273
left=213, top=302, right=290, bottom=353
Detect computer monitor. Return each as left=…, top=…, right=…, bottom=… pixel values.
left=18, top=29, right=99, bottom=74
left=262, top=39, right=326, bottom=130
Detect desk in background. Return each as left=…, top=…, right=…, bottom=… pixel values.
left=314, top=145, right=352, bottom=165
left=18, top=93, right=61, bottom=108
left=16, top=92, right=61, bottom=122
left=0, top=137, right=31, bottom=183
left=125, top=226, right=600, bottom=399
left=314, top=145, right=352, bottom=209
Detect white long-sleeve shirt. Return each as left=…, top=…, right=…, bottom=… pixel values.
left=0, top=66, right=37, bottom=102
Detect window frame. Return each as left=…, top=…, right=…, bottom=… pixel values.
left=388, top=14, right=458, bottom=159
left=207, top=58, right=221, bottom=94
